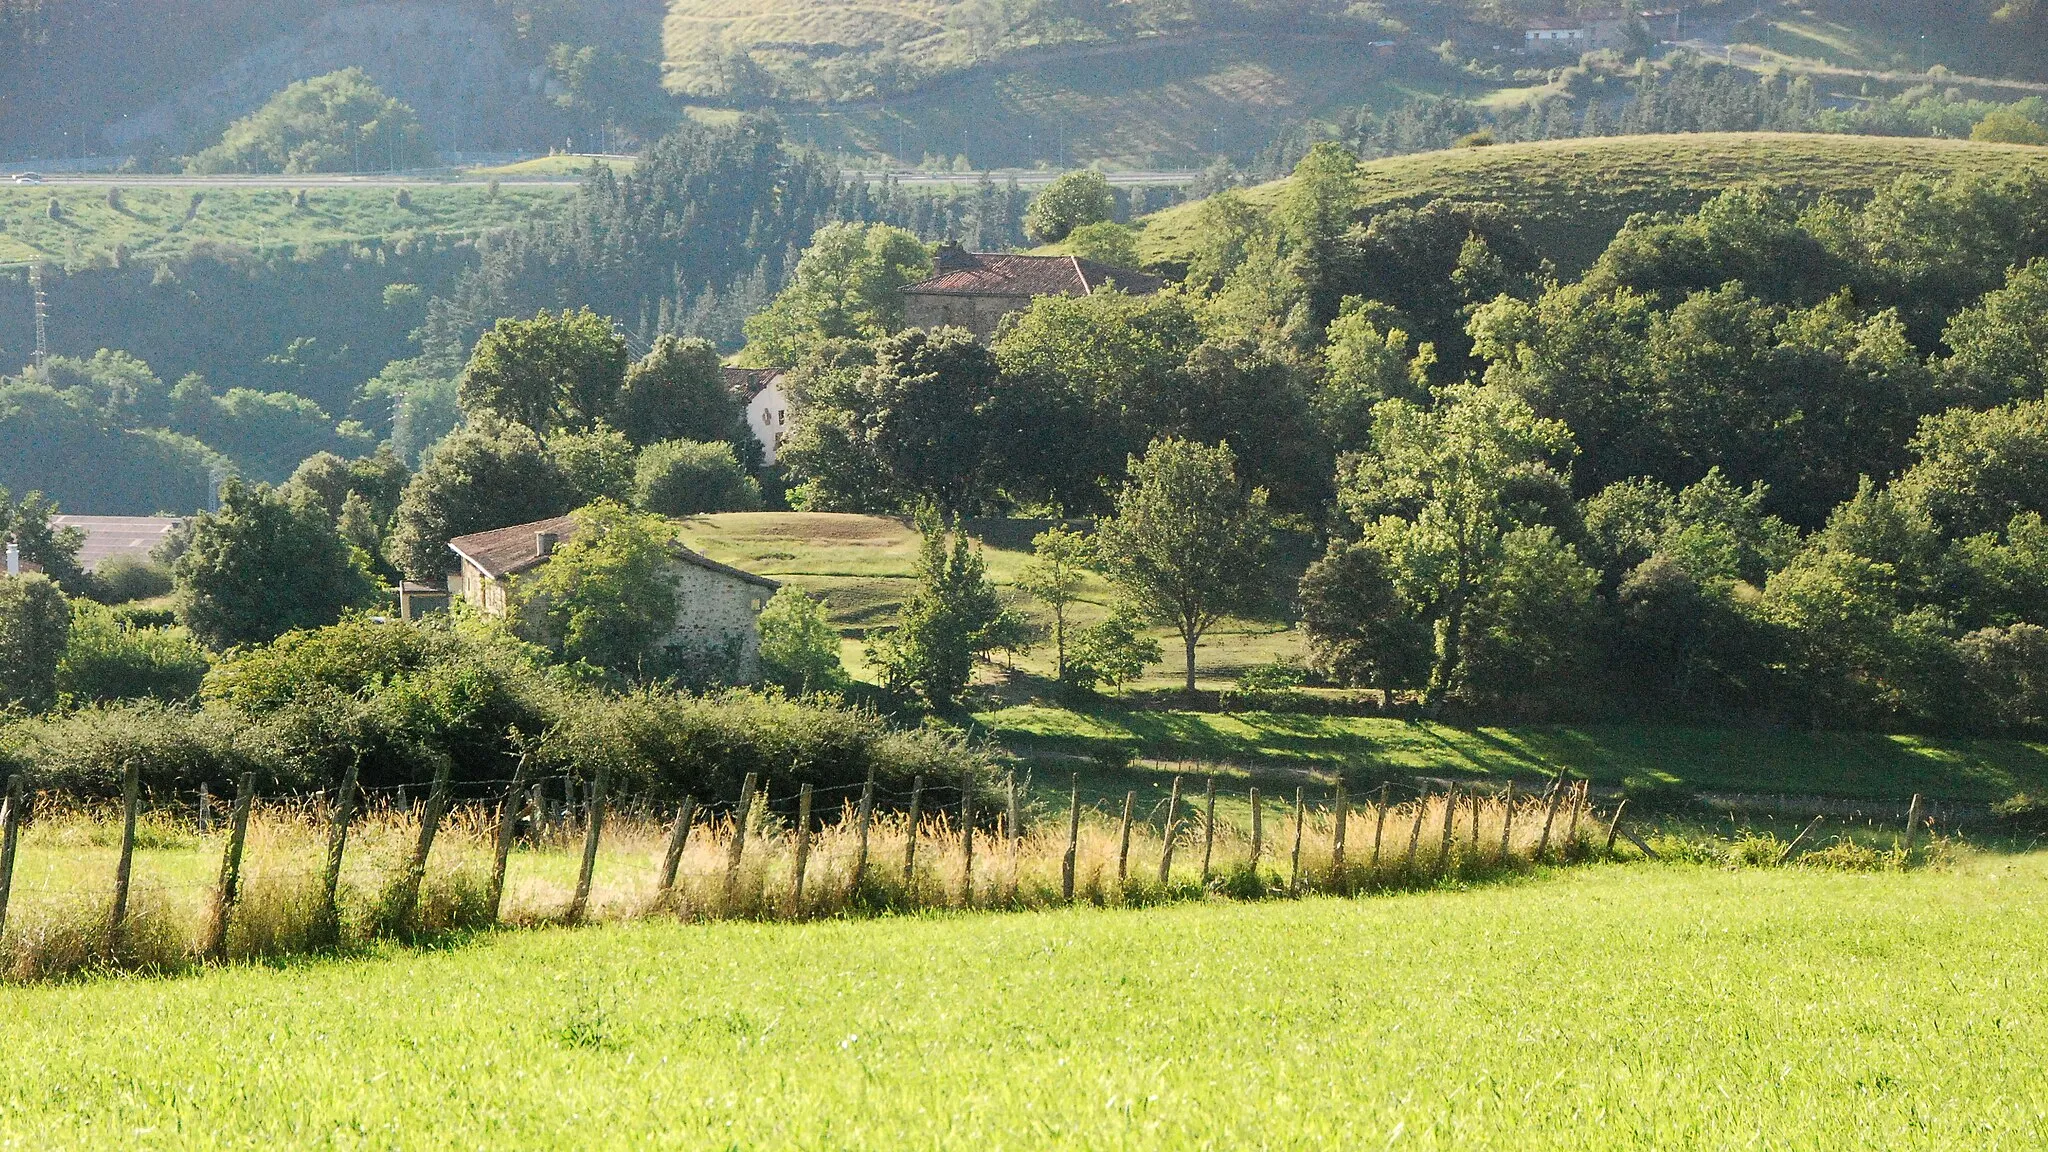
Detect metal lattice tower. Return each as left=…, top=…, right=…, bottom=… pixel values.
left=30, top=260, right=49, bottom=375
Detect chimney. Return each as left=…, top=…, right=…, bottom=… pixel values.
left=5, top=540, right=16, bottom=577
left=933, top=239, right=972, bottom=272
left=534, top=530, right=559, bottom=559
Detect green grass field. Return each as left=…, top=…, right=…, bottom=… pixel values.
left=4, top=857, right=2045, bottom=1146
left=1136, top=132, right=2048, bottom=272
left=0, top=183, right=577, bottom=267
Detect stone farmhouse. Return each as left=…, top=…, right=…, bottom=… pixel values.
left=723, top=366, right=791, bottom=466
left=446, top=514, right=780, bottom=679
left=901, top=241, right=1162, bottom=343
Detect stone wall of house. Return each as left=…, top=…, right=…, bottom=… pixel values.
left=664, top=561, right=769, bottom=680
left=903, top=292, right=1035, bottom=343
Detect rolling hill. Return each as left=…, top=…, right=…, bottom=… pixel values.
left=1134, top=132, right=2048, bottom=273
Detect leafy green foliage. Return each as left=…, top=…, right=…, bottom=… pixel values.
left=634, top=440, right=764, bottom=516
left=173, top=480, right=380, bottom=650
left=1298, top=540, right=1432, bottom=692
left=867, top=506, right=1006, bottom=706
left=456, top=308, right=630, bottom=438
left=386, top=425, right=576, bottom=579
left=0, top=487, right=85, bottom=591
left=1096, top=438, right=1272, bottom=692
left=740, top=223, right=932, bottom=366
left=1064, top=220, right=1141, bottom=269
left=756, top=586, right=847, bottom=695
left=1016, top=524, right=1091, bottom=682
left=56, top=601, right=209, bottom=704
left=1064, top=605, right=1161, bottom=692
left=186, top=69, right=430, bottom=175
left=510, top=501, right=680, bottom=678
left=616, top=335, right=745, bottom=448
left=550, top=425, right=639, bottom=504
left=0, top=574, right=70, bottom=712
left=1024, top=169, right=1115, bottom=243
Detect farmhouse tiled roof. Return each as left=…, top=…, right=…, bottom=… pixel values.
left=905, top=251, right=1160, bottom=298
left=50, top=515, right=183, bottom=571
left=721, top=366, right=786, bottom=400
left=447, top=514, right=779, bottom=589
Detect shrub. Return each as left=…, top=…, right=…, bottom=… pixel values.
left=0, top=701, right=293, bottom=797
left=57, top=601, right=210, bottom=704
left=757, top=586, right=847, bottom=694
left=0, top=574, right=71, bottom=712
left=634, top=439, right=763, bottom=516
left=1024, top=170, right=1114, bottom=243
left=91, top=555, right=174, bottom=604
left=1063, top=608, right=1161, bottom=693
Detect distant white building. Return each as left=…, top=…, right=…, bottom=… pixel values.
left=724, top=367, right=791, bottom=466
left=1524, top=22, right=1594, bottom=51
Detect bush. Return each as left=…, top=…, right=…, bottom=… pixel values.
left=1063, top=609, right=1161, bottom=693
left=0, top=701, right=293, bottom=798
left=0, top=574, right=71, bottom=712
left=57, top=602, right=210, bottom=704
left=91, top=555, right=174, bottom=604
left=1024, top=170, right=1115, bottom=243
left=757, top=586, right=847, bottom=694
left=634, top=439, right=763, bottom=516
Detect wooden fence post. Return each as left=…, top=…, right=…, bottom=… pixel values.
left=319, top=756, right=361, bottom=937
left=1902, top=793, right=1925, bottom=853
left=1403, top=789, right=1426, bottom=872
left=197, top=781, right=211, bottom=835
left=1564, top=780, right=1586, bottom=854
left=1200, top=778, right=1217, bottom=884
left=1288, top=786, right=1305, bottom=895
left=1536, top=775, right=1566, bottom=860
left=1157, top=776, right=1183, bottom=885
left=1438, top=785, right=1458, bottom=874
left=203, top=772, right=256, bottom=962
left=108, top=763, right=141, bottom=940
left=1603, top=799, right=1629, bottom=857
left=486, top=756, right=531, bottom=925
left=0, top=775, right=24, bottom=941
left=1468, top=788, right=1480, bottom=847
left=1776, top=814, right=1825, bottom=866
left=723, top=771, right=760, bottom=902
left=1248, top=786, right=1262, bottom=865
left=1370, top=783, right=1390, bottom=868
left=852, top=768, right=876, bottom=891
left=657, top=795, right=697, bottom=900
left=1116, top=790, right=1137, bottom=884
left=388, top=760, right=453, bottom=933
left=1498, top=780, right=1516, bottom=858
left=1006, top=770, right=1021, bottom=898
left=960, top=771, right=975, bottom=905
left=567, top=765, right=609, bottom=925
left=1061, top=775, right=1080, bottom=901
left=902, top=774, right=924, bottom=887
left=1330, top=778, right=1349, bottom=884
left=789, top=783, right=814, bottom=915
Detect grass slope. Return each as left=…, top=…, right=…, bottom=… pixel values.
left=1137, top=132, right=2048, bottom=272
left=980, top=706, right=2048, bottom=803
left=4, top=859, right=2047, bottom=1146
left=774, top=36, right=1477, bottom=170
left=0, top=184, right=576, bottom=268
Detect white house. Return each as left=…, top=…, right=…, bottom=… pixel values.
left=1524, top=22, right=1594, bottom=51
left=446, top=514, right=780, bottom=679
left=724, top=366, right=791, bottom=466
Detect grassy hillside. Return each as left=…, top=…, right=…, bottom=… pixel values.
left=7, top=860, right=2048, bottom=1145
left=771, top=36, right=1484, bottom=169
left=0, top=183, right=577, bottom=268
left=675, top=511, right=1305, bottom=684
left=1136, top=132, right=2048, bottom=272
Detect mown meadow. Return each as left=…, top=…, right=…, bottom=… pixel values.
left=0, top=856, right=2042, bottom=1147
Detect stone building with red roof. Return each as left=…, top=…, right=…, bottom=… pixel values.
left=901, top=242, right=1161, bottom=342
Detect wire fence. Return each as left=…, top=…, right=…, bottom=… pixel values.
left=0, top=767, right=1942, bottom=983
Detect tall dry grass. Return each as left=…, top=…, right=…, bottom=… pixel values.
left=0, top=784, right=1605, bottom=982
